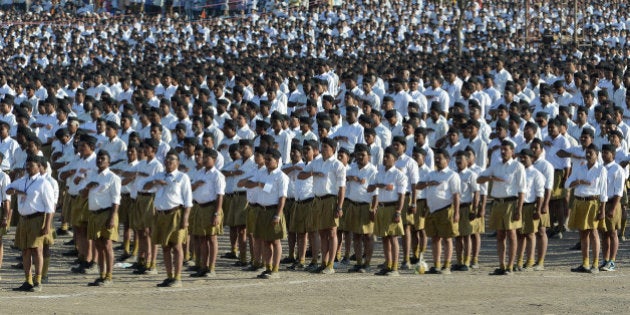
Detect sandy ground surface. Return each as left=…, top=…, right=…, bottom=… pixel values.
left=1, top=218, right=630, bottom=314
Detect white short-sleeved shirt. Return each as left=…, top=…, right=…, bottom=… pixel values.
left=374, top=165, right=407, bottom=203
left=151, top=170, right=193, bottom=211
left=564, top=162, right=608, bottom=202
left=253, top=167, right=289, bottom=207
left=480, top=157, right=527, bottom=198
left=134, top=158, right=164, bottom=194
left=192, top=166, right=225, bottom=204
left=345, top=162, right=378, bottom=203
left=533, top=158, right=554, bottom=190
left=303, top=155, right=346, bottom=197
left=458, top=168, right=479, bottom=204
left=8, top=174, right=55, bottom=215
left=80, top=168, right=122, bottom=211
left=604, top=162, right=625, bottom=198
left=395, top=154, right=419, bottom=193
left=543, top=134, right=571, bottom=169
left=523, top=166, right=545, bottom=204
left=424, top=167, right=461, bottom=212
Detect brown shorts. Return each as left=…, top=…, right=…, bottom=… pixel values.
left=519, top=203, right=540, bottom=235
left=88, top=209, right=119, bottom=241
left=70, top=195, right=89, bottom=227
left=290, top=198, right=313, bottom=233
left=227, top=192, right=247, bottom=227
left=15, top=213, right=46, bottom=250
left=133, top=194, right=155, bottom=230
left=254, top=205, right=287, bottom=241
left=600, top=201, right=622, bottom=232
left=568, top=199, right=601, bottom=231
left=346, top=200, right=374, bottom=235
left=192, top=202, right=223, bottom=236
left=313, top=195, right=339, bottom=230
left=118, top=194, right=134, bottom=226
left=374, top=204, right=405, bottom=237
left=152, top=208, right=186, bottom=247
left=425, top=205, right=458, bottom=239
left=489, top=200, right=522, bottom=231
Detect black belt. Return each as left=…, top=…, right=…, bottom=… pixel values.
left=138, top=192, right=154, bottom=197
left=494, top=197, right=518, bottom=203
left=230, top=191, right=246, bottom=196
left=121, top=193, right=131, bottom=198
left=69, top=194, right=78, bottom=198
left=523, top=202, right=536, bottom=206
left=380, top=201, right=398, bottom=207
left=92, top=207, right=111, bottom=214
left=347, top=199, right=370, bottom=206
left=460, top=203, right=471, bottom=208
left=295, top=197, right=314, bottom=204
left=575, top=196, right=598, bottom=201
left=433, top=204, right=452, bottom=212
left=156, top=206, right=181, bottom=215
left=249, top=203, right=260, bottom=208
left=316, top=194, right=337, bottom=200
left=194, top=200, right=216, bottom=208
left=260, top=204, right=278, bottom=211
left=22, top=212, right=44, bottom=219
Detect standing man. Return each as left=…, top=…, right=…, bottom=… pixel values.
left=370, top=147, right=407, bottom=276
left=346, top=144, right=378, bottom=273
left=599, top=144, right=623, bottom=272
left=417, top=149, right=461, bottom=275
left=453, top=151, right=479, bottom=272
left=298, top=138, right=346, bottom=274
left=244, top=149, right=289, bottom=279
left=566, top=144, right=607, bottom=274
left=8, top=155, right=55, bottom=292
left=478, top=140, right=526, bottom=275
left=144, top=150, right=193, bottom=287
left=0, top=152, right=10, bottom=274
left=190, top=148, right=225, bottom=277
left=515, top=149, right=545, bottom=271
left=81, top=151, right=121, bottom=287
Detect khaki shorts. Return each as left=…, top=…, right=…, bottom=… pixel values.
left=551, top=169, right=567, bottom=200
left=61, top=190, right=73, bottom=224
left=374, top=204, right=405, bottom=237
left=88, top=209, right=119, bottom=241
left=15, top=213, right=46, bottom=250
left=568, top=198, right=601, bottom=231
left=413, top=199, right=428, bottom=231
left=192, top=202, right=223, bottom=236
left=425, top=205, right=458, bottom=239
left=222, top=194, right=234, bottom=226
left=457, top=204, right=475, bottom=237
left=152, top=208, right=187, bottom=247
left=71, top=195, right=89, bottom=227
left=227, top=192, right=248, bottom=227
left=289, top=198, right=312, bottom=233
left=519, top=203, right=540, bottom=235
left=539, top=211, right=551, bottom=228
left=246, top=203, right=259, bottom=235
left=313, top=195, right=339, bottom=230
left=489, top=200, right=522, bottom=231
left=118, top=194, right=134, bottom=226
left=346, top=200, right=374, bottom=235
left=600, top=201, right=622, bottom=232
left=133, top=194, right=155, bottom=230
left=254, top=205, right=287, bottom=241
left=402, top=194, right=414, bottom=225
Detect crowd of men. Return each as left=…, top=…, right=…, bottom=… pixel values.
left=0, top=0, right=629, bottom=293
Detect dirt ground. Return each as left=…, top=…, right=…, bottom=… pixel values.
left=1, top=221, right=630, bottom=314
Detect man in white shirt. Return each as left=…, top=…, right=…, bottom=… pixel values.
left=80, top=150, right=121, bottom=287
left=417, top=149, right=460, bottom=275
left=144, top=150, right=193, bottom=288
left=7, top=155, right=55, bottom=292
left=515, top=149, right=545, bottom=271
left=190, top=148, right=225, bottom=278
left=298, top=137, right=346, bottom=275
left=453, top=151, right=479, bottom=272
left=599, top=144, right=624, bottom=272
left=565, top=144, right=607, bottom=274
left=478, top=140, right=526, bottom=275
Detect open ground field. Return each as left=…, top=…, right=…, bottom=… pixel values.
left=1, top=219, right=630, bottom=314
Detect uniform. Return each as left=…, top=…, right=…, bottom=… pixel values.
left=565, top=163, right=607, bottom=231
left=520, top=166, right=545, bottom=235
left=458, top=168, right=479, bottom=237
left=345, top=162, right=378, bottom=235
left=303, top=155, right=346, bottom=230
left=424, top=168, right=461, bottom=239
left=151, top=170, right=193, bottom=247
left=481, top=158, right=526, bottom=231
left=191, top=166, right=225, bottom=237
left=374, top=166, right=406, bottom=237
left=252, top=167, right=289, bottom=242
left=82, top=168, right=121, bottom=241
left=132, top=158, right=163, bottom=230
